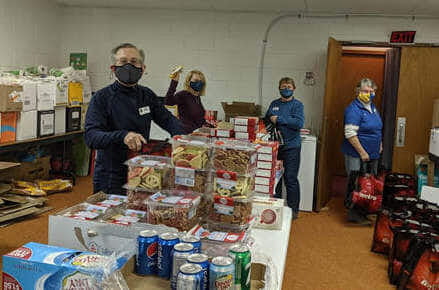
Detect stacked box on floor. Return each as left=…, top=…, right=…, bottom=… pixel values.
left=0, top=84, right=23, bottom=143
left=254, top=141, right=280, bottom=195
left=234, top=116, right=259, bottom=141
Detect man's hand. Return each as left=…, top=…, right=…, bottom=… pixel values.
left=270, top=115, right=278, bottom=124
left=124, top=132, right=147, bottom=152
left=360, top=152, right=370, bottom=162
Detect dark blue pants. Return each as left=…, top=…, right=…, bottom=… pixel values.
left=274, top=146, right=301, bottom=213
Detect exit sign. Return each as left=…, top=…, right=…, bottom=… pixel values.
left=390, top=31, right=416, bottom=44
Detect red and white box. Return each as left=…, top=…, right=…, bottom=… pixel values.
left=234, top=116, right=259, bottom=127
left=256, top=168, right=274, bottom=178
left=257, top=153, right=275, bottom=162
left=256, top=141, right=279, bottom=154
left=257, top=160, right=275, bottom=170
left=234, top=125, right=257, bottom=133
left=255, top=184, right=275, bottom=195
left=255, top=176, right=275, bottom=187
left=215, top=129, right=235, bottom=138
left=235, top=132, right=256, bottom=141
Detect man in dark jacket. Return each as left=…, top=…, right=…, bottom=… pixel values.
left=85, top=43, right=183, bottom=194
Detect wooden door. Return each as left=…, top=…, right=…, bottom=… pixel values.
left=316, top=38, right=342, bottom=211
left=332, top=51, right=386, bottom=175
left=392, top=47, right=439, bottom=174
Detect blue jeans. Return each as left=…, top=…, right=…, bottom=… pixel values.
left=275, top=146, right=301, bottom=213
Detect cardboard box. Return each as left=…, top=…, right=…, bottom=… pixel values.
left=221, top=102, right=261, bottom=122
left=215, top=129, right=234, bottom=138
left=255, top=176, right=275, bottom=187
left=37, top=82, right=56, bottom=111
left=48, top=205, right=177, bottom=258
left=256, top=168, right=274, bottom=178
left=15, top=156, right=51, bottom=181
left=0, top=84, right=23, bottom=112
left=234, top=124, right=258, bottom=133
left=252, top=196, right=284, bottom=230
left=66, top=106, right=82, bottom=132
left=433, top=99, right=439, bottom=128
left=255, top=141, right=279, bottom=154
left=258, top=153, right=274, bottom=162
left=37, top=110, right=55, bottom=137
left=22, top=81, right=37, bottom=111
left=2, top=242, right=125, bottom=290
left=235, top=132, right=256, bottom=141
left=0, top=112, right=18, bottom=143
left=68, top=82, right=83, bottom=106
left=55, top=79, right=68, bottom=105
left=257, top=161, right=275, bottom=170
left=54, top=106, right=66, bottom=135
left=255, top=183, right=275, bottom=195
left=234, top=116, right=259, bottom=127
left=16, top=110, right=37, bottom=141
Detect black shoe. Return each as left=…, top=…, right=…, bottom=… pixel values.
left=347, top=209, right=371, bottom=226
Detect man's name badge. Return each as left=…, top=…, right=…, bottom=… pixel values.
left=139, top=106, right=151, bottom=116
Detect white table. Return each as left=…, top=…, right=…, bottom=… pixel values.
left=252, top=206, right=292, bottom=290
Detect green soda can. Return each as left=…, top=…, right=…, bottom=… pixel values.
left=228, top=244, right=251, bottom=290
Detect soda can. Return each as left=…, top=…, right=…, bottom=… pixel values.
left=177, top=263, right=203, bottom=290
left=209, top=256, right=235, bottom=290
left=187, top=253, right=209, bottom=290
left=157, top=232, right=179, bottom=279
left=229, top=244, right=251, bottom=290
left=171, top=243, right=195, bottom=290
left=181, top=235, right=202, bottom=253
left=135, top=230, right=158, bottom=275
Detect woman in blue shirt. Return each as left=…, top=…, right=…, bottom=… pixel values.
left=342, top=78, right=383, bottom=225
left=265, top=77, right=305, bottom=220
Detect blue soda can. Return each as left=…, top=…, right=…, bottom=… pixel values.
left=171, top=243, right=195, bottom=290
left=181, top=235, right=202, bottom=253
left=135, top=230, right=158, bottom=275
left=187, top=253, right=209, bottom=290
left=177, top=263, right=204, bottom=290
left=157, top=232, right=180, bottom=279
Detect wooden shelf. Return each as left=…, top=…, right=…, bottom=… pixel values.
left=0, top=130, right=84, bottom=151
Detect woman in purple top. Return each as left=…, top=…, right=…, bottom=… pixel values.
left=165, top=69, right=208, bottom=134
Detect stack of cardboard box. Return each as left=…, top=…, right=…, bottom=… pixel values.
left=254, top=141, right=281, bottom=195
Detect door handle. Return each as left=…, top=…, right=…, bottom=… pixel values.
left=396, top=117, right=406, bottom=147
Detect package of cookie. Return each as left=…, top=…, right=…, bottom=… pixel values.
left=59, top=203, right=109, bottom=221
left=213, top=170, right=254, bottom=198
left=147, top=190, right=202, bottom=231
left=172, top=135, right=210, bottom=170
left=209, top=195, right=253, bottom=225
left=86, top=191, right=127, bottom=208
left=103, top=208, right=147, bottom=226
left=212, top=140, right=258, bottom=174
left=125, top=155, right=172, bottom=191
left=251, top=195, right=284, bottom=230
left=126, top=188, right=155, bottom=211
left=173, top=167, right=212, bottom=193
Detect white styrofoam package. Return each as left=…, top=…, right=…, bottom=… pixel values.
left=55, top=78, right=69, bottom=105
left=37, top=81, right=56, bottom=111
left=54, top=106, right=66, bottom=135
left=21, top=81, right=37, bottom=111
left=81, top=76, right=92, bottom=104
left=16, top=110, right=37, bottom=141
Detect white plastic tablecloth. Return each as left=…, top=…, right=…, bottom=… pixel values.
left=252, top=206, right=292, bottom=290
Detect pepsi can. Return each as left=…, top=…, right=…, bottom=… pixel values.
left=171, top=243, right=195, bottom=290
left=187, top=253, right=209, bottom=290
left=135, top=230, right=158, bottom=275
left=177, top=263, right=203, bottom=290
left=157, top=232, right=179, bottom=279
left=181, top=235, right=201, bottom=253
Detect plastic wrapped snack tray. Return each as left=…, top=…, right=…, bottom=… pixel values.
left=59, top=202, right=110, bottom=221
left=173, top=167, right=212, bottom=193
left=2, top=242, right=129, bottom=290
left=102, top=208, right=147, bottom=226
left=209, top=195, right=253, bottom=225
left=126, top=187, right=155, bottom=212
left=147, top=190, right=202, bottom=232
left=188, top=224, right=254, bottom=258
left=213, top=170, right=255, bottom=198
left=172, top=135, right=210, bottom=170
left=125, top=155, right=172, bottom=191
left=86, top=191, right=128, bottom=208
left=212, top=140, right=258, bottom=174
left=251, top=195, right=284, bottom=230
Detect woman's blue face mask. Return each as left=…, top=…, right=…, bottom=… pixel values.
left=190, top=81, right=204, bottom=92
left=280, top=88, right=294, bottom=98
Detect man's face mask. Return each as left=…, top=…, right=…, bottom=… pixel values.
left=280, top=88, right=294, bottom=98
left=114, top=63, right=143, bottom=85
left=190, top=81, right=204, bottom=92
